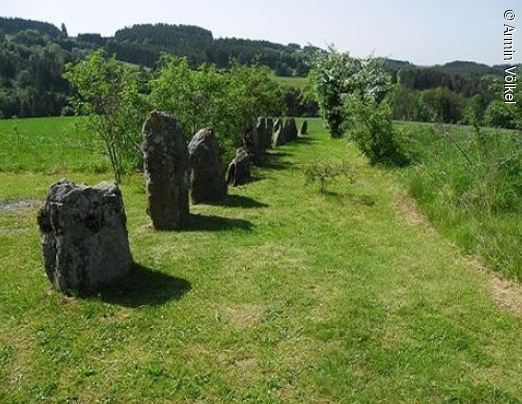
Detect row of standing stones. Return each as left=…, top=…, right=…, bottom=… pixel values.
left=37, top=111, right=308, bottom=295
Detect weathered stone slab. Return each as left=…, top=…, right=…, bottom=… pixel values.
left=273, top=118, right=285, bottom=147
left=142, top=111, right=190, bottom=230
left=226, top=148, right=251, bottom=187
left=38, top=179, right=133, bottom=295
left=188, top=128, right=227, bottom=204
left=284, top=117, right=298, bottom=142
left=300, top=120, right=308, bottom=136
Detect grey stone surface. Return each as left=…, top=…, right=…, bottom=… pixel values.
left=241, top=123, right=259, bottom=164
left=266, top=118, right=274, bottom=147
left=142, top=111, right=190, bottom=230
left=226, top=147, right=251, bottom=187
left=255, top=117, right=270, bottom=152
left=300, top=120, right=308, bottom=136
left=188, top=128, right=227, bottom=204
left=37, top=179, right=133, bottom=295
left=284, top=118, right=298, bottom=142
left=273, top=118, right=285, bottom=147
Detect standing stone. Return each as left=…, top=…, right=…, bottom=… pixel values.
left=284, top=118, right=298, bottom=142
left=37, top=179, right=133, bottom=295
left=255, top=117, right=270, bottom=152
left=300, top=120, right=308, bottom=136
left=142, top=111, right=189, bottom=230
left=273, top=118, right=285, bottom=147
left=188, top=128, right=227, bottom=204
left=242, top=125, right=259, bottom=165
left=226, top=148, right=251, bottom=187
left=266, top=118, right=274, bottom=148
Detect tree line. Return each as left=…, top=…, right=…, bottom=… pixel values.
left=0, top=16, right=518, bottom=128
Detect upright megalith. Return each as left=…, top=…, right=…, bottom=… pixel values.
left=142, top=111, right=189, bottom=230
left=273, top=118, right=285, bottom=147
left=267, top=118, right=274, bottom=146
left=242, top=127, right=260, bottom=165
left=255, top=117, right=270, bottom=152
left=284, top=118, right=298, bottom=142
left=300, top=120, right=308, bottom=136
left=37, top=179, right=133, bottom=295
left=226, top=147, right=251, bottom=187
left=188, top=128, right=227, bottom=204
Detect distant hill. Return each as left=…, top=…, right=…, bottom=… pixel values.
left=433, top=61, right=503, bottom=76
left=0, top=15, right=512, bottom=121
left=106, top=23, right=310, bottom=75
left=0, top=16, right=61, bottom=38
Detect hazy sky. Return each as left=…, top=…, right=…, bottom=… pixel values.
left=1, top=0, right=517, bottom=66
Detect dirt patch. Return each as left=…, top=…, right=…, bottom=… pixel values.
left=226, top=305, right=264, bottom=328
left=490, top=275, right=522, bottom=314
left=0, top=199, right=39, bottom=213
left=460, top=255, right=522, bottom=316
left=394, top=191, right=427, bottom=226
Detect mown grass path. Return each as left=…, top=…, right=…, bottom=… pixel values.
left=1, top=120, right=522, bottom=403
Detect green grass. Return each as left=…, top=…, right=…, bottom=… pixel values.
left=0, top=116, right=109, bottom=174
left=271, top=74, right=309, bottom=91
left=396, top=121, right=522, bottom=281
left=2, top=118, right=522, bottom=402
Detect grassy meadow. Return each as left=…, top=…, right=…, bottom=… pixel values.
left=271, top=75, right=309, bottom=91
left=2, top=118, right=522, bottom=403
left=397, top=122, right=522, bottom=281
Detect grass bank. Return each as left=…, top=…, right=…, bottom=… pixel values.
left=1, top=118, right=522, bottom=403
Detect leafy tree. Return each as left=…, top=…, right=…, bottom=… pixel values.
left=346, top=93, right=410, bottom=166
left=60, top=23, right=68, bottom=38
left=309, top=46, right=390, bottom=137
left=64, top=50, right=147, bottom=182
left=150, top=55, right=284, bottom=162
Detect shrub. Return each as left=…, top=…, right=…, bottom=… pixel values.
left=64, top=49, right=148, bottom=182
left=303, top=161, right=353, bottom=193
left=150, top=55, right=284, bottom=163
left=346, top=94, right=410, bottom=167
left=484, top=100, right=517, bottom=129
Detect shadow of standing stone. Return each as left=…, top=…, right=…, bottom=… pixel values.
left=142, top=111, right=190, bottom=231
left=98, top=264, right=191, bottom=308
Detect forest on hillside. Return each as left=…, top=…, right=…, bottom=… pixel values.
left=0, top=16, right=519, bottom=128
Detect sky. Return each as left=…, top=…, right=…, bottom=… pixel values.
left=1, top=0, right=517, bottom=66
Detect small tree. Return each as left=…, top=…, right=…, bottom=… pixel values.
left=309, top=47, right=391, bottom=138
left=346, top=93, right=410, bottom=167
left=60, top=23, right=68, bottom=38
left=64, top=49, right=147, bottom=182
left=150, top=55, right=284, bottom=162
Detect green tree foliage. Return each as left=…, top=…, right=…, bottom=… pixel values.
left=346, top=94, right=410, bottom=166
left=60, top=23, right=68, bottom=38
left=64, top=50, right=148, bottom=182
left=310, top=47, right=408, bottom=166
left=0, top=17, right=61, bottom=38
left=0, top=33, right=74, bottom=118
left=309, top=47, right=390, bottom=138
left=150, top=55, right=284, bottom=162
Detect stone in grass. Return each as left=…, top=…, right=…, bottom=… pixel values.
left=188, top=128, right=227, bottom=204
left=273, top=118, right=285, bottom=147
left=300, top=120, right=308, bottom=136
left=255, top=117, right=270, bottom=152
left=226, top=147, right=251, bottom=187
left=284, top=117, right=298, bottom=141
left=37, top=179, right=133, bottom=295
left=266, top=118, right=274, bottom=147
left=142, top=111, right=190, bottom=230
